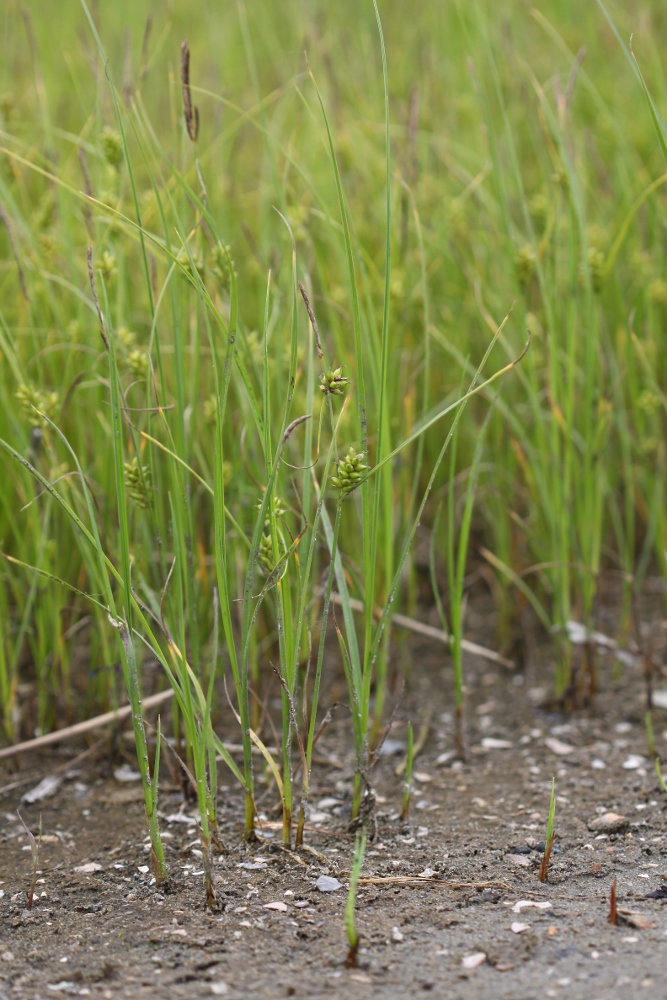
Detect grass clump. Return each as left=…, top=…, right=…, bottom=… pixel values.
left=0, top=0, right=666, bottom=899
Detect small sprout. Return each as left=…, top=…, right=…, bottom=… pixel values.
left=656, top=757, right=667, bottom=795
left=646, top=710, right=656, bottom=759
left=345, top=832, right=367, bottom=968
left=319, top=365, right=349, bottom=396
left=515, top=244, right=536, bottom=288
left=609, top=877, right=618, bottom=926
left=126, top=349, right=149, bottom=381
left=538, top=777, right=556, bottom=883
left=15, top=384, right=59, bottom=428
left=100, top=126, right=124, bottom=169
left=124, top=456, right=152, bottom=509
left=331, top=446, right=367, bottom=493
left=401, top=721, right=414, bottom=821
left=17, top=811, right=41, bottom=910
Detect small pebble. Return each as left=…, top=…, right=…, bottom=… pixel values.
left=507, top=854, right=531, bottom=868
left=316, top=875, right=342, bottom=892
left=462, top=953, right=486, bottom=970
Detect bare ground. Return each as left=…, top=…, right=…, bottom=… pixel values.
left=1, top=629, right=667, bottom=1000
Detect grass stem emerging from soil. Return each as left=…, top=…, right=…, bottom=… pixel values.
left=538, top=778, right=556, bottom=883
left=345, top=832, right=367, bottom=968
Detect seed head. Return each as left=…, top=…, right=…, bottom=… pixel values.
left=124, top=456, right=152, bottom=509
left=258, top=531, right=274, bottom=573
left=127, top=349, right=149, bottom=381
left=638, top=389, right=661, bottom=416
left=648, top=278, right=667, bottom=306
left=100, top=127, right=124, bottom=169
left=176, top=246, right=205, bottom=279
left=319, top=365, right=349, bottom=396
left=255, top=496, right=287, bottom=526
left=331, top=446, right=367, bottom=493
left=99, top=251, right=117, bottom=284
left=579, top=247, right=605, bottom=294
left=37, top=233, right=57, bottom=263
left=117, top=327, right=137, bottom=349
left=529, top=192, right=549, bottom=227
left=515, top=244, right=536, bottom=288
left=16, top=384, right=59, bottom=428
left=211, top=243, right=236, bottom=288
left=204, top=394, right=217, bottom=426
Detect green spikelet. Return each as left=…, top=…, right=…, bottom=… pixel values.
left=16, top=384, right=59, bottom=428
left=100, top=127, right=124, bottom=169
left=319, top=365, right=349, bottom=396
left=124, top=456, right=152, bottom=509
left=331, top=446, right=367, bottom=493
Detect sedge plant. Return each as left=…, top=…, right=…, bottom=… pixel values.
left=430, top=406, right=493, bottom=758
left=3, top=0, right=664, bottom=900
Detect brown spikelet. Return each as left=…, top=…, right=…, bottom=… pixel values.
left=298, top=281, right=323, bottom=358
left=180, top=40, right=199, bottom=142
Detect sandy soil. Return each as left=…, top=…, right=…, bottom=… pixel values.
left=1, top=633, right=666, bottom=1000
